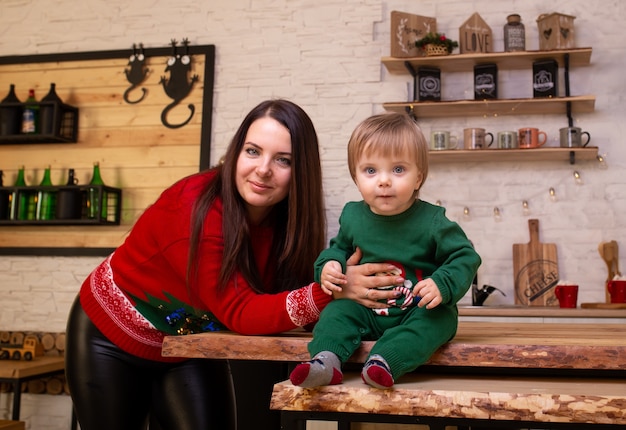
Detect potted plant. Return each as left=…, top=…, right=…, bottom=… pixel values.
left=415, top=32, right=459, bottom=56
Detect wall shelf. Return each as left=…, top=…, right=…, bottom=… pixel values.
left=383, top=95, right=595, bottom=119
left=381, top=47, right=592, bottom=74
left=0, top=185, right=121, bottom=226
left=428, top=146, right=599, bottom=164
left=0, top=101, right=79, bottom=144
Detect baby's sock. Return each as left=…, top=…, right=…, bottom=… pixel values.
left=289, top=351, right=343, bottom=388
left=361, top=354, right=394, bottom=389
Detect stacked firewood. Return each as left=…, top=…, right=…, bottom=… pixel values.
left=0, top=331, right=68, bottom=395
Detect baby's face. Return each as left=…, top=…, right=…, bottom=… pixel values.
left=354, top=153, right=423, bottom=216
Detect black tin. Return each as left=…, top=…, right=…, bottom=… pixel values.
left=417, top=67, right=441, bottom=101
left=474, top=64, right=498, bottom=99
left=533, top=59, right=558, bottom=98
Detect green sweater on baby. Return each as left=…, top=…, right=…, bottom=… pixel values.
left=315, top=199, right=481, bottom=307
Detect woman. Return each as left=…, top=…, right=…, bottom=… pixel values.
left=65, top=99, right=405, bottom=430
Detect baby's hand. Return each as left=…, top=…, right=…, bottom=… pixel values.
left=320, top=261, right=347, bottom=295
left=412, top=278, right=442, bottom=309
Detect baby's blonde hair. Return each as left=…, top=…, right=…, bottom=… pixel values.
left=347, top=112, right=429, bottom=189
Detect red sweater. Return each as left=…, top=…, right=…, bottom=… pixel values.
left=79, top=170, right=332, bottom=362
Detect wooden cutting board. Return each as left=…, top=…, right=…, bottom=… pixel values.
left=513, top=219, right=559, bottom=306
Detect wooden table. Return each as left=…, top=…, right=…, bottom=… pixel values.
left=162, top=322, right=626, bottom=371
left=0, top=356, right=65, bottom=421
left=162, top=322, right=626, bottom=429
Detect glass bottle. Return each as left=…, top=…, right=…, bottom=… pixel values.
left=22, top=89, right=39, bottom=134
left=10, top=165, right=35, bottom=220
left=40, top=83, right=63, bottom=135
left=0, top=170, right=9, bottom=219
left=88, top=162, right=107, bottom=220
left=36, top=165, right=56, bottom=220
left=504, top=14, right=525, bottom=52
left=0, top=84, right=22, bottom=136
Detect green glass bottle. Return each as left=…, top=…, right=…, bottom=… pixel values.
left=10, top=165, right=34, bottom=220
left=0, top=170, right=9, bottom=219
left=21, top=89, right=39, bottom=134
left=36, top=165, right=56, bottom=220
left=87, top=162, right=107, bottom=220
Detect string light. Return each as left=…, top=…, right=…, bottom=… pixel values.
left=425, top=153, right=617, bottom=221
left=463, top=206, right=471, bottom=221
left=549, top=187, right=557, bottom=202
left=573, top=171, right=583, bottom=185
left=493, top=207, right=502, bottom=222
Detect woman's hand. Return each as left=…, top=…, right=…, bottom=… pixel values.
left=334, top=248, right=404, bottom=309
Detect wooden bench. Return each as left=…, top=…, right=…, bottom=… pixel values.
left=0, top=421, right=25, bottom=430
left=162, top=322, right=626, bottom=429
left=271, top=373, right=626, bottom=429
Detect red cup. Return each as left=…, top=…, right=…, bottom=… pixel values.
left=608, top=280, right=626, bottom=303
left=555, top=284, right=578, bottom=308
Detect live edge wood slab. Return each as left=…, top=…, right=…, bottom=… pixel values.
left=161, top=322, right=626, bottom=371
left=270, top=373, right=626, bottom=426
left=163, top=322, right=626, bottom=428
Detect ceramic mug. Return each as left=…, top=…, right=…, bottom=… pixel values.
left=430, top=131, right=458, bottom=151
left=497, top=131, right=518, bottom=149
left=555, top=284, right=578, bottom=308
left=559, top=126, right=591, bottom=148
left=608, top=280, right=626, bottom=304
left=463, top=128, right=494, bottom=150
left=518, top=127, right=547, bottom=148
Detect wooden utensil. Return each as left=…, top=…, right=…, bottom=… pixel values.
left=599, top=240, right=621, bottom=303
left=513, top=219, right=559, bottom=306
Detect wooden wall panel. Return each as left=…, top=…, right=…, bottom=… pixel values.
left=0, top=45, right=214, bottom=252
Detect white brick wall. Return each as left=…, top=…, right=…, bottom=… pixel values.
left=0, top=1, right=625, bottom=429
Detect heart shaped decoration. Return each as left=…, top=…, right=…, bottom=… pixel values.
left=560, top=27, right=570, bottom=39
left=543, top=28, right=553, bottom=39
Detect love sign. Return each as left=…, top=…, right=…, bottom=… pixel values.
left=459, top=13, right=492, bottom=54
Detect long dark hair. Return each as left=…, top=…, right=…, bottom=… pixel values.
left=188, top=99, right=326, bottom=297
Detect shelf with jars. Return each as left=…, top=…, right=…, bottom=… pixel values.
left=381, top=47, right=596, bottom=164
left=0, top=84, right=79, bottom=144
left=0, top=165, right=121, bottom=226
left=381, top=48, right=594, bottom=118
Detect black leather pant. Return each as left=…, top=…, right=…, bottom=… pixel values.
left=65, top=297, right=236, bottom=430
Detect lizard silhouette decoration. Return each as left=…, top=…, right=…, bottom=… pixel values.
left=160, top=38, right=199, bottom=129
left=123, top=43, right=149, bottom=104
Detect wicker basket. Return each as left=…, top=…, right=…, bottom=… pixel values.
left=425, top=43, right=450, bottom=56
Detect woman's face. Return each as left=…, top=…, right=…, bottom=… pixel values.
left=236, top=116, right=293, bottom=224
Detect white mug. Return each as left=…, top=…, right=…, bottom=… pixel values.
left=430, top=131, right=458, bottom=151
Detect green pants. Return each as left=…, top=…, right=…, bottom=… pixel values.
left=308, top=299, right=458, bottom=379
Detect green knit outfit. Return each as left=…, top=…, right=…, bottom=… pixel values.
left=311, top=199, right=481, bottom=380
